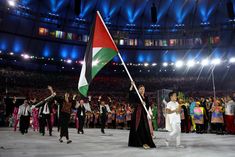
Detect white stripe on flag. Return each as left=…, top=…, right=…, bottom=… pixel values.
left=92, top=47, right=102, bottom=58
left=78, top=60, right=88, bottom=88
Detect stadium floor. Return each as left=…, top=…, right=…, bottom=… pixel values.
left=0, top=127, right=235, bottom=157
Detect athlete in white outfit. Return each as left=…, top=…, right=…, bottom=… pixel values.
left=165, top=91, right=184, bottom=148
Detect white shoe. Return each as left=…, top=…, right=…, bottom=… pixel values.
left=164, top=139, right=169, bottom=147
left=143, top=144, right=150, bottom=149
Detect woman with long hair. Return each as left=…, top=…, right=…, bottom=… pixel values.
left=58, top=92, right=74, bottom=144
left=128, top=82, right=156, bottom=149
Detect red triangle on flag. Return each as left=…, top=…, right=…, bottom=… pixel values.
left=92, top=12, right=118, bottom=52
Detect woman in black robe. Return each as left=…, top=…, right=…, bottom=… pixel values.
left=128, top=82, right=156, bottom=149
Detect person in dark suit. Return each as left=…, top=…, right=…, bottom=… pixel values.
left=100, top=101, right=107, bottom=134
left=36, top=86, right=54, bottom=136
left=77, top=99, right=86, bottom=134
left=97, top=96, right=112, bottom=134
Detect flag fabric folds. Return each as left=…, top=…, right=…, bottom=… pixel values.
left=78, top=11, right=118, bottom=97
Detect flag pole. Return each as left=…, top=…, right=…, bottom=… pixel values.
left=117, top=52, right=151, bottom=119
left=96, top=11, right=151, bottom=119
left=211, top=66, right=216, bottom=100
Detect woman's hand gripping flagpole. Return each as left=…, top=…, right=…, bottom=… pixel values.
left=117, top=52, right=151, bottom=120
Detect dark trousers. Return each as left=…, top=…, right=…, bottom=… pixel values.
left=19, top=116, right=30, bottom=134
left=41, top=114, right=52, bottom=135
left=57, top=116, right=61, bottom=132
left=39, top=116, right=43, bottom=133
left=196, top=124, right=204, bottom=133
left=215, top=123, right=224, bottom=134
left=101, top=115, right=106, bottom=133
left=181, top=119, right=189, bottom=133
left=118, top=122, right=125, bottom=129
left=112, top=120, right=116, bottom=129
left=127, top=121, right=131, bottom=128
left=204, top=119, right=208, bottom=132
left=78, top=116, right=85, bottom=133
left=60, top=112, right=70, bottom=139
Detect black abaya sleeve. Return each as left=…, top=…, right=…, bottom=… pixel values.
left=144, top=96, right=150, bottom=110
left=129, top=90, right=150, bottom=110
left=129, top=90, right=139, bottom=106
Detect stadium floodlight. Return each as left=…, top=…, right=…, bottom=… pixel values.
left=211, top=58, right=221, bottom=65
left=66, top=59, right=72, bottom=64
left=21, top=54, right=30, bottom=59
left=152, top=63, right=157, bottom=66
left=144, top=63, right=149, bottom=67
left=201, top=59, right=209, bottom=66
left=163, top=62, right=168, bottom=67
left=186, top=60, right=195, bottom=67
left=175, top=60, right=183, bottom=68
left=23, top=54, right=29, bottom=59
left=229, top=57, right=235, bottom=63
left=8, top=0, right=16, bottom=7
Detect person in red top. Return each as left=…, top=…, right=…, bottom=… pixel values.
left=224, top=95, right=235, bottom=134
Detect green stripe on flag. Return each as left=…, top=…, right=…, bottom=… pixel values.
left=91, top=48, right=117, bottom=78
left=79, top=85, right=89, bottom=97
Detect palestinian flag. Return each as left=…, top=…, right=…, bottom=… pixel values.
left=78, top=11, right=119, bottom=97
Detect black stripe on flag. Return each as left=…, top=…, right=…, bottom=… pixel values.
left=84, top=16, right=96, bottom=84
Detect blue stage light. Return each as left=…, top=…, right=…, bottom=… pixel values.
left=43, top=46, right=51, bottom=57
left=60, top=48, right=68, bottom=59
left=137, top=54, right=144, bottom=62
left=13, top=40, right=22, bottom=54
left=71, top=47, right=79, bottom=59
left=0, top=40, right=7, bottom=51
